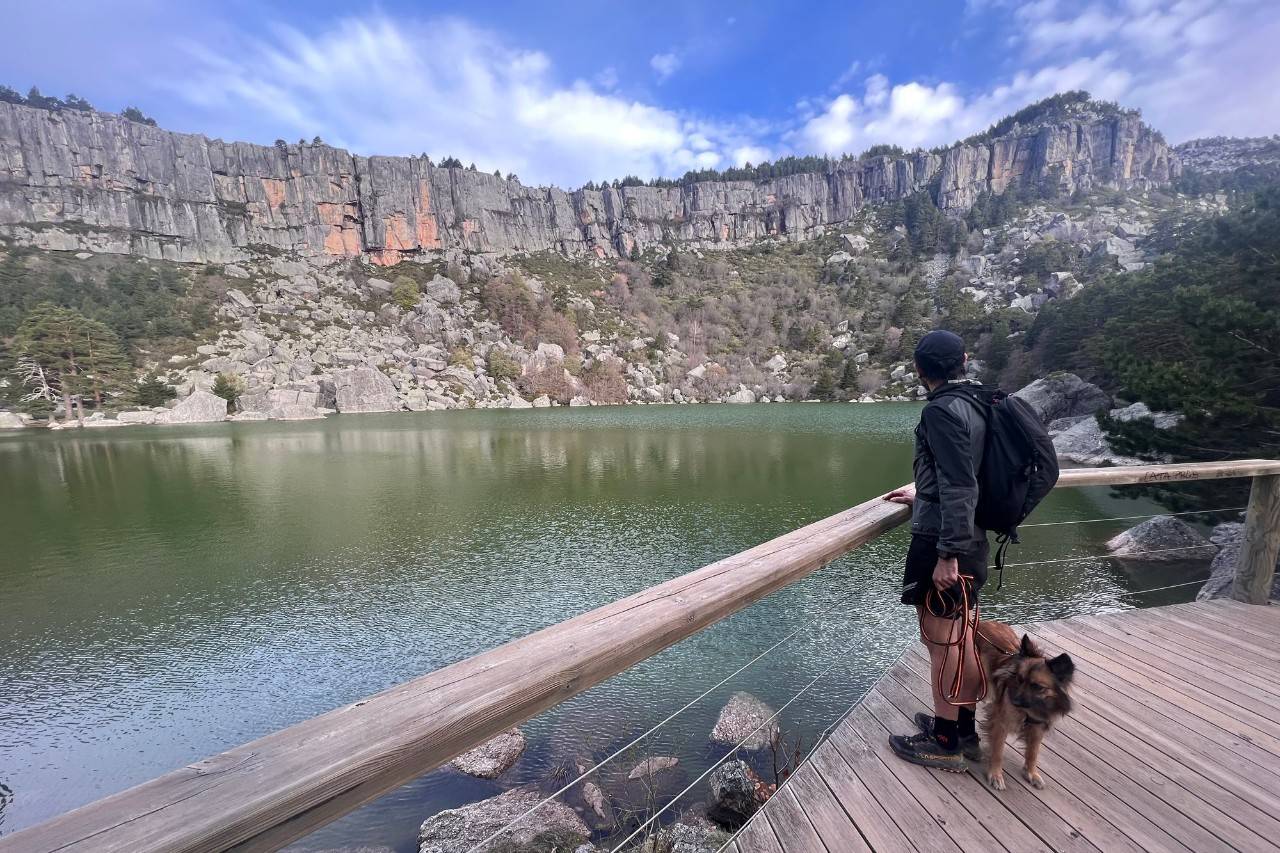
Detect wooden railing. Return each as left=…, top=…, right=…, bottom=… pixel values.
left=4, top=459, right=1279, bottom=853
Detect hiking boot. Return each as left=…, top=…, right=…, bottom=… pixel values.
left=888, top=731, right=967, bottom=772
left=914, top=711, right=983, bottom=761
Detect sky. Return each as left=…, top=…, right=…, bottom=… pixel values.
left=3, top=0, right=1279, bottom=188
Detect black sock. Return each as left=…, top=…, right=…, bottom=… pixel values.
left=958, top=706, right=976, bottom=740
left=933, top=716, right=959, bottom=750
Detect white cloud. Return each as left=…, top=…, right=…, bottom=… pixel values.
left=732, top=145, right=772, bottom=166
left=794, top=0, right=1280, bottom=155
left=650, top=52, right=682, bottom=81
left=174, top=17, right=755, bottom=187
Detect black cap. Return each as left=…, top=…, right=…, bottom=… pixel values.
left=914, top=330, right=965, bottom=363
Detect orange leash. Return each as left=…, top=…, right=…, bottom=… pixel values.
left=921, top=574, right=988, bottom=706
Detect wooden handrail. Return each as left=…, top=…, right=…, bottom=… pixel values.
left=5, top=459, right=1280, bottom=853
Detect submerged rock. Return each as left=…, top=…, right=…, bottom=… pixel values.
left=706, top=760, right=767, bottom=830
left=627, top=756, right=679, bottom=781
left=450, top=728, right=526, bottom=779
left=418, top=786, right=588, bottom=853
left=1106, top=516, right=1216, bottom=561
left=709, top=692, right=777, bottom=750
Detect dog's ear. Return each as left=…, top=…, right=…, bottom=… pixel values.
left=1048, top=652, right=1075, bottom=683
left=1019, top=633, right=1037, bottom=656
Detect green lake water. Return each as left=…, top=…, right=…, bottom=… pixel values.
left=0, top=404, right=1213, bottom=850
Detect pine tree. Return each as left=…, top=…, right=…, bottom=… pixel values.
left=14, top=303, right=129, bottom=419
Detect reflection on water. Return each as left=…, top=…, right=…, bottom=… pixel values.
left=0, top=405, right=1210, bottom=849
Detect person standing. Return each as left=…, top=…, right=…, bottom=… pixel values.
left=884, top=330, right=989, bottom=770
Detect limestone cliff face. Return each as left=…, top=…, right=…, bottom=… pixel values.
left=0, top=102, right=1177, bottom=265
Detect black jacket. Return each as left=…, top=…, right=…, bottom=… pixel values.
left=911, top=380, right=987, bottom=556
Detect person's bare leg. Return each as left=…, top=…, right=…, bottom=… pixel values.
left=920, top=607, right=979, bottom=719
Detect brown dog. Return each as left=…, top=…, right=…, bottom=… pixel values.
left=974, top=620, right=1074, bottom=790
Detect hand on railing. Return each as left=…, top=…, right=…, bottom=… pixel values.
left=885, top=484, right=916, bottom=506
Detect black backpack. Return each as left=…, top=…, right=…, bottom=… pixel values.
left=937, top=384, right=1060, bottom=585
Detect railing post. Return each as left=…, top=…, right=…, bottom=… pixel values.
left=1233, top=474, right=1280, bottom=605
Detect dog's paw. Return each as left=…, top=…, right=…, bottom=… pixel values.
left=1022, top=767, right=1045, bottom=789
left=987, top=769, right=1006, bottom=791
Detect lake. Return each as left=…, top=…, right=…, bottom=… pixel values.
left=0, top=404, right=1213, bottom=850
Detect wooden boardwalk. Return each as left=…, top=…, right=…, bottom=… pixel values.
left=732, top=599, right=1280, bottom=853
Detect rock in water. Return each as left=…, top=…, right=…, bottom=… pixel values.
left=1198, top=522, right=1280, bottom=601
left=627, top=756, right=679, bottom=781
left=332, top=367, right=401, bottom=413
left=1013, top=373, right=1111, bottom=425
left=449, top=728, right=526, bottom=779
left=638, top=814, right=731, bottom=853
left=166, top=390, right=228, bottom=424
left=710, top=692, right=777, bottom=749
left=706, top=760, right=766, bottom=830
left=1106, top=516, right=1216, bottom=561
left=418, top=786, right=588, bottom=853
left=0, top=411, right=28, bottom=429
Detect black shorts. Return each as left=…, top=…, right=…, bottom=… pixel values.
left=900, top=534, right=989, bottom=613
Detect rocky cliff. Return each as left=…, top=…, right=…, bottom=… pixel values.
left=0, top=101, right=1177, bottom=265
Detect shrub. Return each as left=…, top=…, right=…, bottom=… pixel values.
left=448, top=348, right=475, bottom=370
left=135, top=375, right=176, bottom=407
left=392, top=276, right=420, bottom=310
left=581, top=361, right=627, bottom=404
left=211, top=372, right=245, bottom=410
left=487, top=349, right=521, bottom=383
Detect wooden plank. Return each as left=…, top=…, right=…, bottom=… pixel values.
left=1027, top=625, right=1280, bottom=783
left=1155, top=608, right=1280, bottom=657
left=1234, top=474, right=1280, bottom=604
left=826, top=714, right=1011, bottom=853
left=894, top=649, right=1194, bottom=853
left=784, top=764, right=873, bottom=853
left=1055, top=459, right=1280, bottom=488
left=806, top=740, right=927, bottom=853
left=1068, top=615, right=1280, bottom=718
left=734, top=813, right=785, bottom=853
left=1165, top=604, right=1280, bottom=649
left=1104, top=612, right=1280, bottom=698
left=1038, top=621, right=1280, bottom=749
left=843, top=700, right=1076, bottom=853
left=759, top=787, right=832, bottom=853
left=1040, top=682, right=1280, bottom=851
left=1194, top=599, right=1280, bottom=636
left=0, top=491, right=915, bottom=853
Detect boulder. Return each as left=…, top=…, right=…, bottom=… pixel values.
left=450, top=728, right=526, bottom=779
left=706, top=760, right=767, bottom=830
left=725, top=386, right=755, bottom=404
left=639, top=814, right=731, bottom=853
left=332, top=368, right=401, bottom=413
left=842, top=233, right=869, bottom=254
left=825, top=251, right=853, bottom=266
left=167, top=390, right=228, bottom=424
left=424, top=275, right=461, bottom=304
left=531, top=395, right=552, bottom=408
left=417, top=786, right=588, bottom=853
left=507, top=395, right=534, bottom=409
left=1108, top=401, right=1184, bottom=430
left=627, top=756, right=679, bottom=781
left=1197, top=522, right=1280, bottom=601
left=709, top=692, right=777, bottom=749
left=581, top=781, right=610, bottom=822
left=1013, top=374, right=1111, bottom=425
left=1106, top=516, right=1216, bottom=561
left=116, top=410, right=159, bottom=425
left=0, top=411, right=28, bottom=429
left=764, top=353, right=787, bottom=373
left=230, top=411, right=269, bottom=421
left=1051, top=417, right=1145, bottom=466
